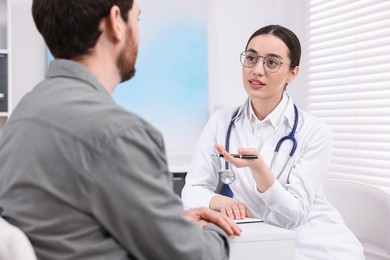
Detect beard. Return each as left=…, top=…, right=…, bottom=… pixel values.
left=117, top=27, right=138, bottom=83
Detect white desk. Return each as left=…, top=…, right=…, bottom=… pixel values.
left=230, top=222, right=295, bottom=260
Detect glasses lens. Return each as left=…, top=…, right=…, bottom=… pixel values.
left=241, top=52, right=257, bottom=67
left=264, top=56, right=281, bottom=72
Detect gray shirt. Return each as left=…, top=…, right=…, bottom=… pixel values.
left=0, top=60, right=229, bottom=260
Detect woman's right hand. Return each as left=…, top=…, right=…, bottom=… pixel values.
left=215, top=144, right=275, bottom=193
left=210, top=195, right=251, bottom=220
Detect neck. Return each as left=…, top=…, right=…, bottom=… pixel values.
left=72, top=47, right=121, bottom=95
left=250, top=95, right=283, bottom=120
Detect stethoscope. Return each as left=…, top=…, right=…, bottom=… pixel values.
left=218, top=104, right=298, bottom=185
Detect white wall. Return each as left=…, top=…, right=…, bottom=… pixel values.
left=0, top=0, right=46, bottom=131
left=10, top=0, right=46, bottom=109
left=1, top=0, right=307, bottom=131
left=208, top=0, right=307, bottom=113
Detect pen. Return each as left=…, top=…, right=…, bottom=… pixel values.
left=212, top=154, right=259, bottom=159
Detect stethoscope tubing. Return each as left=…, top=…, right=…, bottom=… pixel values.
left=220, top=104, right=299, bottom=185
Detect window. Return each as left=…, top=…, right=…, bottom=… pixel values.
left=305, top=0, right=390, bottom=187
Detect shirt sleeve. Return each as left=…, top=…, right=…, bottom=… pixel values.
left=182, top=111, right=226, bottom=209
left=258, top=119, right=333, bottom=229
left=88, top=123, right=230, bottom=260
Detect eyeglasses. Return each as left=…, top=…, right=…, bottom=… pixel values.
left=240, top=51, right=290, bottom=73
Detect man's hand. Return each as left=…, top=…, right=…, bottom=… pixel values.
left=184, top=207, right=241, bottom=238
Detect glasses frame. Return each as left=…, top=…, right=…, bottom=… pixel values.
left=240, top=51, right=291, bottom=73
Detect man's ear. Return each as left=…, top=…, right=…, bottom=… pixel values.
left=104, top=5, right=126, bottom=43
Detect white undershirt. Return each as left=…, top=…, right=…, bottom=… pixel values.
left=249, top=94, right=288, bottom=150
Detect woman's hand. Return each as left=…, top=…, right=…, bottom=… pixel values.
left=210, top=195, right=251, bottom=220
left=215, top=144, right=275, bottom=193
left=220, top=198, right=251, bottom=220
left=183, top=207, right=241, bottom=238
left=215, top=144, right=262, bottom=170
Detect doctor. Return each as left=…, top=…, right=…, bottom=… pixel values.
left=182, top=25, right=365, bottom=259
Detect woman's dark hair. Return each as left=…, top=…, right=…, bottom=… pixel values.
left=245, top=25, right=301, bottom=70
left=32, top=0, right=134, bottom=59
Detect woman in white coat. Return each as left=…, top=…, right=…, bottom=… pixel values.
left=181, top=25, right=365, bottom=259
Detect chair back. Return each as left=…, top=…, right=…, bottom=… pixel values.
left=323, top=179, right=390, bottom=260
left=0, top=217, right=37, bottom=260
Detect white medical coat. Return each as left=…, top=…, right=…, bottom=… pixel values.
left=182, top=95, right=365, bottom=260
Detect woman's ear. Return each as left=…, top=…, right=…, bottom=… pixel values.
left=287, top=66, right=300, bottom=83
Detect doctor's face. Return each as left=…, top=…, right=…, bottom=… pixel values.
left=242, top=34, right=298, bottom=104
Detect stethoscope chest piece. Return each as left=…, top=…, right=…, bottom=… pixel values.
left=219, top=104, right=299, bottom=186
left=218, top=169, right=236, bottom=184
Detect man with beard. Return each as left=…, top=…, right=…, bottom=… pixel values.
left=0, top=1, right=241, bottom=259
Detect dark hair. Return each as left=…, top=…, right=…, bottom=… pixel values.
left=32, top=0, right=134, bottom=59
left=245, top=25, right=301, bottom=70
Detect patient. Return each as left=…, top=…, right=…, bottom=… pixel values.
left=0, top=1, right=240, bottom=259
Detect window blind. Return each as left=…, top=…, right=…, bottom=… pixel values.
left=305, top=0, right=390, bottom=187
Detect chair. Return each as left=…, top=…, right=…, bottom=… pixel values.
left=0, top=217, right=37, bottom=260
left=323, top=179, right=390, bottom=260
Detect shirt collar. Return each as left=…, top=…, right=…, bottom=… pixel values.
left=46, top=59, right=111, bottom=97
left=284, top=95, right=297, bottom=130
left=248, top=94, right=289, bottom=129
left=234, top=94, right=296, bottom=131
